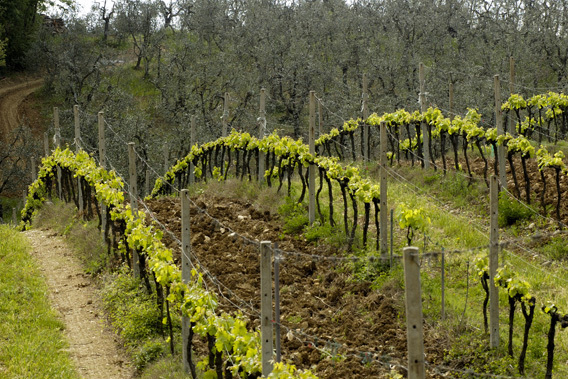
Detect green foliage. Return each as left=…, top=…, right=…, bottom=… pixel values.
left=279, top=197, right=309, bottom=234
left=395, top=202, right=430, bottom=245
left=100, top=266, right=162, bottom=348
left=134, top=339, right=165, bottom=372
left=498, top=192, right=533, bottom=227
left=542, top=236, right=568, bottom=261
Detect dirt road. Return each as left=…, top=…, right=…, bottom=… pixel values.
left=25, top=228, right=134, bottom=379
left=0, top=78, right=43, bottom=140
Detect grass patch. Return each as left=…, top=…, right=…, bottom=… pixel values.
left=34, top=201, right=108, bottom=274
left=0, top=225, right=78, bottom=378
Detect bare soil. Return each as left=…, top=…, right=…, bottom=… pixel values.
left=145, top=195, right=447, bottom=378
left=25, top=228, right=134, bottom=379
left=0, top=77, right=43, bottom=140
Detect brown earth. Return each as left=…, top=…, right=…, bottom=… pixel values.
left=145, top=195, right=448, bottom=378
left=25, top=228, right=134, bottom=379
left=0, top=77, right=43, bottom=140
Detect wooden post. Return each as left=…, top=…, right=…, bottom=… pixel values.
left=390, top=208, right=394, bottom=267
left=74, top=105, right=83, bottom=216
left=489, top=175, right=500, bottom=348
left=441, top=248, right=446, bottom=320
left=44, top=132, right=49, bottom=156
left=98, top=111, right=106, bottom=169
left=419, top=63, right=430, bottom=169
left=258, top=89, right=266, bottom=183
left=509, top=57, right=515, bottom=135
left=31, top=156, right=36, bottom=182
left=181, top=189, right=192, bottom=373
left=163, top=144, right=169, bottom=174
left=222, top=92, right=229, bottom=137
left=54, top=107, right=62, bottom=200
left=145, top=168, right=151, bottom=196
left=260, top=241, right=273, bottom=376
left=189, top=115, right=196, bottom=185
left=318, top=98, right=323, bottom=137
left=128, top=142, right=140, bottom=279
left=495, top=76, right=507, bottom=190
left=274, top=245, right=281, bottom=363
left=309, top=91, right=316, bottom=225
left=403, top=246, right=426, bottom=379
left=98, top=111, right=107, bottom=240
left=362, top=73, right=369, bottom=162
left=380, top=121, right=388, bottom=257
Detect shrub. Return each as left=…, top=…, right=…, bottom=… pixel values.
left=498, top=192, right=533, bottom=227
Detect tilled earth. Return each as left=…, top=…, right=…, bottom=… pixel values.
left=145, top=195, right=447, bottom=378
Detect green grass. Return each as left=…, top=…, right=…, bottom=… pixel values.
left=0, top=225, right=78, bottom=378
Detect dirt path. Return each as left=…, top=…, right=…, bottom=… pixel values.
left=0, top=78, right=43, bottom=139
left=25, top=228, right=134, bottom=379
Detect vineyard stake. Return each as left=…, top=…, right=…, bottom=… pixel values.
left=98, top=111, right=107, bottom=241
left=260, top=241, right=274, bottom=376
left=258, top=88, right=266, bottom=184
left=380, top=121, right=388, bottom=257
left=489, top=174, right=500, bottom=348
left=403, top=246, right=425, bottom=379
left=494, top=75, right=507, bottom=190
left=419, top=62, right=430, bottom=170
left=189, top=115, right=196, bottom=185
left=222, top=92, right=229, bottom=137
left=74, top=105, right=83, bottom=217
left=145, top=168, right=151, bottom=196
left=181, top=189, right=192, bottom=373
left=54, top=107, right=62, bottom=200
left=274, top=242, right=281, bottom=363
left=318, top=97, right=323, bottom=137
left=390, top=208, right=394, bottom=267
left=362, top=73, right=369, bottom=162
left=441, top=248, right=446, bottom=320
left=163, top=144, right=169, bottom=175
left=309, top=91, right=316, bottom=225
left=128, top=142, right=140, bottom=279
left=509, top=57, right=516, bottom=135
left=44, top=131, right=49, bottom=157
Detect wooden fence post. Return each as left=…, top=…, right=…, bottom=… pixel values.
left=309, top=91, right=316, bottom=225
left=419, top=62, right=430, bottom=169
left=181, top=189, right=192, bottom=373
left=380, top=121, right=388, bottom=257
left=222, top=92, right=229, bottom=137
left=441, top=248, right=446, bottom=320
left=260, top=241, right=273, bottom=376
left=163, top=144, right=169, bottom=174
left=362, top=73, right=369, bottom=162
left=54, top=107, right=62, bottom=200
left=44, top=132, right=49, bottom=157
left=98, top=111, right=107, bottom=239
left=489, top=174, right=500, bottom=348
left=403, top=246, right=425, bottom=379
left=318, top=98, right=323, bottom=137
left=509, top=57, right=515, bottom=135
left=128, top=142, right=140, bottom=279
left=189, top=115, right=196, bottom=185
left=495, top=76, right=507, bottom=190
left=258, top=88, right=266, bottom=183
left=74, top=105, right=83, bottom=216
